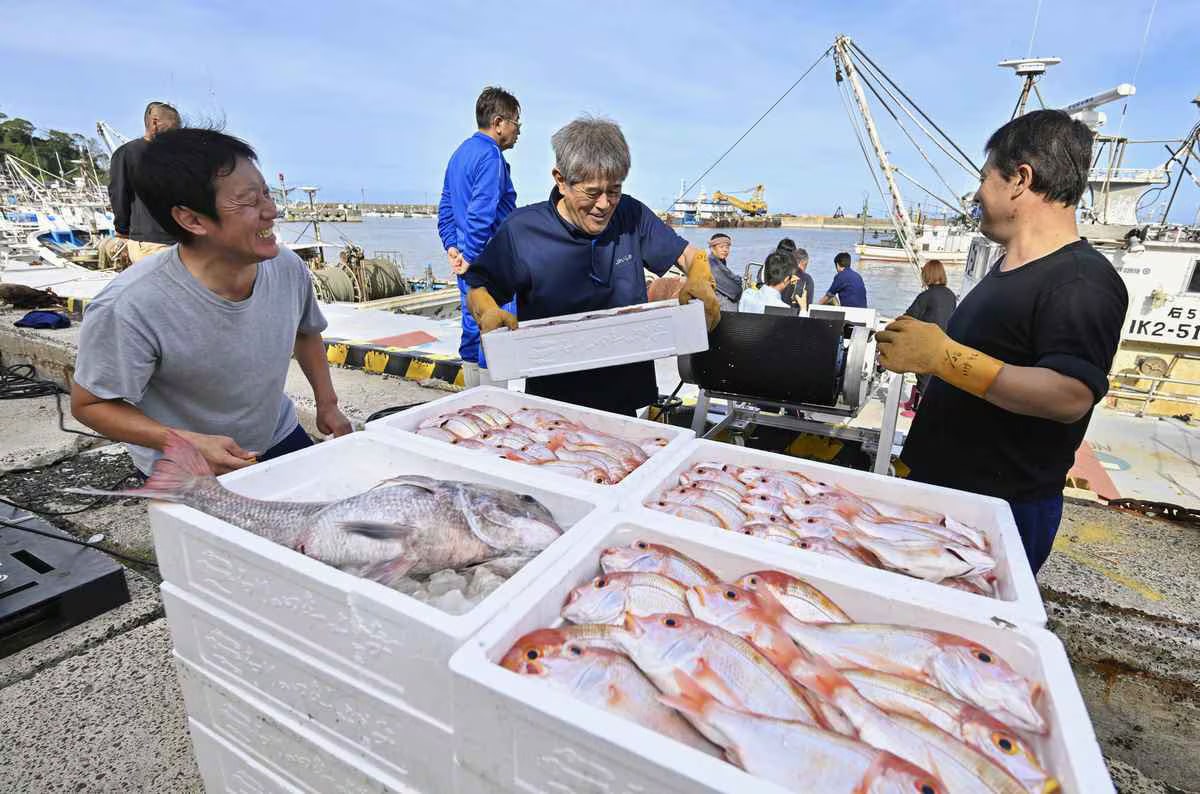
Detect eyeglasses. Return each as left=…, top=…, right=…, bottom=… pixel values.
left=569, top=183, right=622, bottom=203
left=501, top=116, right=521, bottom=130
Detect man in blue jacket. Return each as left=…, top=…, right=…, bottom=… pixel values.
left=437, top=86, right=521, bottom=386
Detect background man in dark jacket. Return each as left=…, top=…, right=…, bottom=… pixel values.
left=107, top=101, right=181, bottom=263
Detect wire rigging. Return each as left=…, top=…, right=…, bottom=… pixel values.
left=675, top=47, right=832, bottom=201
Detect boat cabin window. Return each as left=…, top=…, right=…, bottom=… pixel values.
left=1187, top=259, right=1200, bottom=294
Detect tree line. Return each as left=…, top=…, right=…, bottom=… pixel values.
left=0, top=113, right=109, bottom=183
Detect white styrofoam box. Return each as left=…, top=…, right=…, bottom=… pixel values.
left=188, top=717, right=303, bottom=794
left=165, top=583, right=447, bottom=794
left=176, top=654, right=415, bottom=794
left=450, top=511, right=1111, bottom=794
left=622, top=439, right=1045, bottom=625
left=151, top=432, right=608, bottom=740
left=479, top=299, right=709, bottom=381
left=364, top=385, right=696, bottom=497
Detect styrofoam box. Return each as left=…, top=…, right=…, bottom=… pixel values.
left=449, top=512, right=1112, bottom=794
left=479, top=299, right=709, bottom=381
left=165, top=583, right=439, bottom=793
left=188, top=717, right=304, bottom=794
left=622, top=439, right=1046, bottom=626
left=176, top=654, right=414, bottom=793
left=150, top=432, right=609, bottom=794
left=364, top=385, right=695, bottom=497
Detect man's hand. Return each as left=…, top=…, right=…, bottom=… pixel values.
left=316, top=402, right=353, bottom=437
left=176, top=430, right=257, bottom=475
left=467, top=287, right=517, bottom=333
left=447, top=247, right=471, bottom=275
left=876, top=316, right=1004, bottom=398
left=677, top=249, right=721, bottom=331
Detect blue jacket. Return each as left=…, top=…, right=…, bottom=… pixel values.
left=438, top=132, right=517, bottom=364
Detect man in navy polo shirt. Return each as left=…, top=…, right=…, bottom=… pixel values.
left=462, top=116, right=721, bottom=416
left=819, top=251, right=868, bottom=308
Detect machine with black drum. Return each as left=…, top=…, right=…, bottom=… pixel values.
left=678, top=307, right=905, bottom=473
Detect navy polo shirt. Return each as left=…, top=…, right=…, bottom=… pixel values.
left=825, top=267, right=868, bottom=308
left=465, top=187, right=688, bottom=415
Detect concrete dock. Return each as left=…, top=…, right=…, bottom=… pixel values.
left=0, top=309, right=1196, bottom=793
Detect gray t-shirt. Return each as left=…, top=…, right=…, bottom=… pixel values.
left=74, top=245, right=327, bottom=473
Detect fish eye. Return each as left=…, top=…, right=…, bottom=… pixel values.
left=569, top=644, right=583, bottom=656
left=520, top=494, right=536, bottom=502
left=742, top=529, right=753, bottom=535
left=975, top=650, right=993, bottom=663
left=526, top=649, right=539, bottom=660
left=664, top=617, right=677, bottom=627
left=799, top=542, right=810, bottom=549
left=724, top=590, right=737, bottom=600
left=595, top=578, right=607, bottom=588
left=521, top=445, right=529, bottom=452
left=992, top=733, right=1017, bottom=754
left=747, top=576, right=758, bottom=585
left=919, top=784, right=937, bottom=794
left=636, top=541, right=648, bottom=549
left=806, top=518, right=816, bottom=523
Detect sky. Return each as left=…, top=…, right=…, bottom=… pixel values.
left=4, top=0, right=1197, bottom=220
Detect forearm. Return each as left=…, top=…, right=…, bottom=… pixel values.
left=982, top=365, right=1095, bottom=423
left=71, top=388, right=170, bottom=449
left=293, top=332, right=338, bottom=405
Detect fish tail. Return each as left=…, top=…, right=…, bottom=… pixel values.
left=65, top=429, right=217, bottom=503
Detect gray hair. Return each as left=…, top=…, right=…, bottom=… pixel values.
left=551, top=116, right=630, bottom=185
left=794, top=247, right=809, bottom=267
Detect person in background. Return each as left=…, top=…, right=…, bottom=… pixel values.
left=738, top=250, right=797, bottom=313
left=819, top=251, right=868, bottom=307
left=901, top=258, right=957, bottom=408
left=791, top=246, right=816, bottom=310
left=775, top=237, right=798, bottom=303
left=437, top=86, right=521, bottom=387
left=877, top=109, right=1128, bottom=573
left=707, top=232, right=742, bottom=310
left=463, top=116, right=720, bottom=416
left=72, top=129, right=352, bottom=476
left=108, top=101, right=181, bottom=263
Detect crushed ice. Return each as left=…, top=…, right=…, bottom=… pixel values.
left=397, top=563, right=509, bottom=615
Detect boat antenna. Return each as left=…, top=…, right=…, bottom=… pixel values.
left=675, top=46, right=832, bottom=201
left=1115, top=0, right=1158, bottom=139
left=1026, top=0, right=1043, bottom=58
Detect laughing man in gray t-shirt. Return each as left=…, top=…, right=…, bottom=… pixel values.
left=72, top=128, right=352, bottom=475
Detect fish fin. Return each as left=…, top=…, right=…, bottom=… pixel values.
left=338, top=520, right=418, bottom=540
left=64, top=429, right=216, bottom=502
left=369, top=475, right=439, bottom=493
left=691, top=657, right=747, bottom=710
left=656, top=669, right=711, bottom=718
left=348, top=556, right=418, bottom=586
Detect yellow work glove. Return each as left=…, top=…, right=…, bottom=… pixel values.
left=466, top=287, right=517, bottom=333
left=677, top=250, right=721, bottom=331
left=876, top=316, right=1003, bottom=398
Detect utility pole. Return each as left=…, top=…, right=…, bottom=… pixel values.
left=834, top=35, right=920, bottom=268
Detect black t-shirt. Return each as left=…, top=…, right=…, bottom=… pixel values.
left=905, top=284, right=957, bottom=330
left=901, top=240, right=1127, bottom=501
left=107, top=139, right=174, bottom=244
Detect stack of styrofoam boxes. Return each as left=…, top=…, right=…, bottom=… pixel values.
left=364, top=385, right=696, bottom=501
left=450, top=511, right=1113, bottom=793
left=477, top=299, right=709, bottom=382
left=151, top=430, right=626, bottom=794
left=624, top=439, right=1048, bottom=625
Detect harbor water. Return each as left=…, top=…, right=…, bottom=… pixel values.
left=280, top=217, right=965, bottom=318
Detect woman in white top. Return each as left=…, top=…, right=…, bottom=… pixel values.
left=738, top=250, right=798, bottom=313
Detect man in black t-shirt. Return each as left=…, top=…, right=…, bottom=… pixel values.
left=108, top=101, right=181, bottom=262
left=876, top=110, right=1127, bottom=574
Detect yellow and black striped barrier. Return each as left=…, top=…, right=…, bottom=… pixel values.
left=323, top=338, right=464, bottom=387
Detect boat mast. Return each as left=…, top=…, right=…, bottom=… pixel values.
left=833, top=35, right=921, bottom=267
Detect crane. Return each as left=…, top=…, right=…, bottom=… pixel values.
left=712, top=184, right=768, bottom=216
left=95, top=120, right=131, bottom=156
